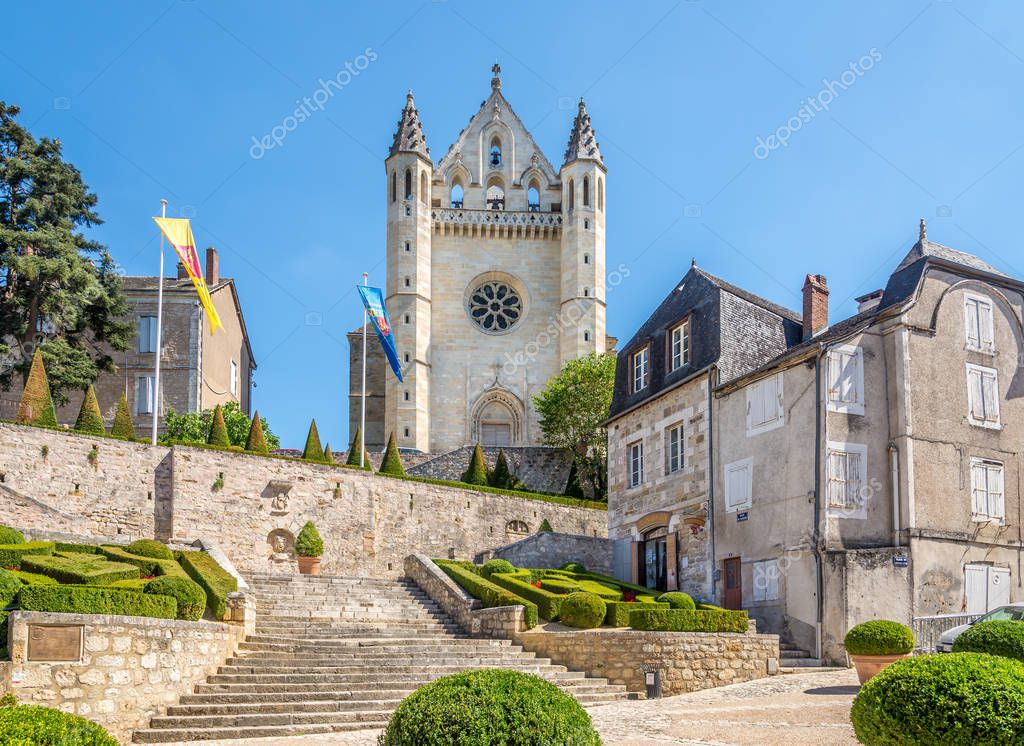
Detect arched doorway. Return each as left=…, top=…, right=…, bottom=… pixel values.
left=470, top=389, right=524, bottom=447
left=639, top=525, right=669, bottom=591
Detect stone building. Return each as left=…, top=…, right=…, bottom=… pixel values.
left=609, top=221, right=1024, bottom=664
left=350, top=64, right=610, bottom=454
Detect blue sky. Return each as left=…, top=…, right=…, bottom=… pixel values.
left=4, top=1, right=1023, bottom=449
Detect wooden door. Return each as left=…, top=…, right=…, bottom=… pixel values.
left=724, top=557, right=742, bottom=610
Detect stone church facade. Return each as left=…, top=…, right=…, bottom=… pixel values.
left=351, top=65, right=609, bottom=454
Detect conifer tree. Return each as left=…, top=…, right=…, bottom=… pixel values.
left=323, top=443, right=334, bottom=464
left=16, top=348, right=57, bottom=427
left=563, top=459, right=586, bottom=499
left=207, top=404, right=230, bottom=447
left=110, top=393, right=136, bottom=440
left=244, top=409, right=269, bottom=454
left=538, top=518, right=554, bottom=533
left=345, top=426, right=372, bottom=470
left=302, top=419, right=326, bottom=463
left=73, top=384, right=105, bottom=435
left=461, top=443, right=489, bottom=486
left=378, top=433, right=406, bottom=477
left=489, top=449, right=515, bottom=490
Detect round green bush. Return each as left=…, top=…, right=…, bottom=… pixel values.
left=851, top=653, right=1024, bottom=744
left=481, top=558, right=516, bottom=578
left=144, top=576, right=206, bottom=621
left=559, top=561, right=586, bottom=573
left=844, top=620, right=914, bottom=656
left=559, top=592, right=606, bottom=629
left=0, top=526, right=25, bottom=546
left=294, top=521, right=324, bottom=558
left=380, top=669, right=599, bottom=746
left=656, top=592, right=696, bottom=610
left=126, top=539, right=173, bottom=560
left=953, top=620, right=1024, bottom=662
left=0, top=704, right=118, bottom=745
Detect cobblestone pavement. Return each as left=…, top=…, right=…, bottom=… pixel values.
left=161, top=669, right=860, bottom=746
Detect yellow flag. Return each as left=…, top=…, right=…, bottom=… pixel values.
left=152, top=217, right=223, bottom=334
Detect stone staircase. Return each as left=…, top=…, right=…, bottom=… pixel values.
left=132, top=572, right=627, bottom=742
left=778, top=640, right=844, bottom=673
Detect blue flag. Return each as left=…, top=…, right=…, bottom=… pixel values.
left=357, top=285, right=403, bottom=382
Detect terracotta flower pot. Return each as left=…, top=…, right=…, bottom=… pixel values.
left=297, top=556, right=321, bottom=576
left=849, top=652, right=912, bottom=684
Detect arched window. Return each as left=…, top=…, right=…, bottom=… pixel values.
left=489, top=137, right=502, bottom=167
left=390, top=171, right=396, bottom=203
left=598, top=177, right=604, bottom=211
left=486, top=177, right=505, bottom=210
left=404, top=169, right=412, bottom=200
left=527, top=181, right=540, bottom=212
left=420, top=172, right=427, bottom=204
left=450, top=182, right=464, bottom=208
left=568, top=179, right=575, bottom=210
left=583, top=175, right=590, bottom=207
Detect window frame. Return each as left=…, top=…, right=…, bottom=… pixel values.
left=628, top=440, right=644, bottom=489
left=136, top=375, right=156, bottom=415
left=665, top=422, right=685, bottom=475
left=724, top=457, right=753, bottom=513
left=966, top=363, right=1001, bottom=429
left=826, top=441, right=868, bottom=519
left=964, top=292, right=996, bottom=354
left=745, top=373, right=785, bottom=436
left=668, top=318, right=691, bottom=372
left=753, top=559, right=780, bottom=603
left=971, top=458, right=1005, bottom=523
left=632, top=345, right=650, bottom=393
left=138, top=315, right=158, bottom=354
left=826, top=344, right=865, bottom=415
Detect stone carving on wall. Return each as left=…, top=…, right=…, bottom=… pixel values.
left=267, top=529, right=295, bottom=562
left=265, top=480, right=293, bottom=516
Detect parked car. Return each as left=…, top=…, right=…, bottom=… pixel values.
left=936, top=604, right=1024, bottom=652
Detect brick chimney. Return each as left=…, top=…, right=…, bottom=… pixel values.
left=802, top=274, right=829, bottom=340
left=205, top=247, right=219, bottom=286
left=176, top=262, right=188, bottom=280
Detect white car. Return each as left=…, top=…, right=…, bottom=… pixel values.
left=936, top=604, right=1024, bottom=652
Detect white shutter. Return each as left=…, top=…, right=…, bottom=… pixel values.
left=989, top=464, right=1005, bottom=521
left=753, top=563, right=766, bottom=603
left=981, top=371, right=999, bottom=423
left=989, top=567, right=1011, bottom=610
left=847, top=451, right=863, bottom=509
left=965, top=298, right=981, bottom=349
left=980, top=302, right=995, bottom=350
left=971, top=462, right=987, bottom=519
left=965, top=564, right=988, bottom=615
left=725, top=459, right=752, bottom=511
left=968, top=367, right=985, bottom=420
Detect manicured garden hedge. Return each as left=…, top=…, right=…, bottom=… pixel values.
left=952, top=620, right=1024, bottom=662
left=0, top=703, right=118, bottom=745
left=605, top=600, right=670, bottom=627
left=657, top=592, right=696, bottom=610
left=99, top=545, right=189, bottom=580
left=0, top=526, right=25, bottom=545
left=844, top=620, right=915, bottom=656
left=628, top=608, right=749, bottom=633
left=126, top=539, right=174, bottom=560
left=144, top=576, right=206, bottom=621
left=18, top=585, right=177, bottom=619
left=177, top=550, right=238, bottom=620
left=54, top=542, right=101, bottom=555
left=0, top=541, right=55, bottom=568
left=20, top=554, right=141, bottom=586
left=436, top=560, right=538, bottom=628
left=559, top=592, right=606, bottom=629
left=489, top=571, right=565, bottom=621
left=480, top=559, right=516, bottom=578
left=0, top=568, right=20, bottom=608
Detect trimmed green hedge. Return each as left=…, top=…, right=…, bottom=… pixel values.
left=952, top=620, right=1024, bottom=662
left=145, top=576, right=206, bottom=621
left=605, top=600, right=669, bottom=627
left=54, top=542, right=100, bottom=555
left=489, top=572, right=564, bottom=621
left=575, top=579, right=622, bottom=600
left=657, top=592, right=696, bottom=610
left=0, top=703, right=118, bottom=745
left=480, top=559, right=516, bottom=578
left=540, top=578, right=579, bottom=595
left=126, top=539, right=173, bottom=560
left=0, top=526, right=25, bottom=546
left=0, top=568, right=20, bottom=607
left=0, top=541, right=54, bottom=568
left=436, top=560, right=538, bottom=629
left=559, top=592, right=606, bottom=629
left=629, top=608, right=749, bottom=633
left=559, top=562, right=586, bottom=573
left=21, top=554, right=141, bottom=586
left=18, top=585, right=177, bottom=619
left=98, top=546, right=189, bottom=580
left=8, top=570, right=58, bottom=586
left=177, top=550, right=238, bottom=620
left=844, top=620, right=915, bottom=656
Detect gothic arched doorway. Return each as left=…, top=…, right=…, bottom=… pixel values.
left=470, top=389, right=524, bottom=447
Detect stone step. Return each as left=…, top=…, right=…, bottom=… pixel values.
left=217, top=656, right=552, bottom=675
left=193, top=670, right=590, bottom=693
left=142, top=710, right=393, bottom=732
left=238, top=637, right=488, bottom=651
left=207, top=664, right=575, bottom=685
left=779, top=665, right=847, bottom=675
left=779, top=657, right=826, bottom=667
left=133, top=721, right=388, bottom=743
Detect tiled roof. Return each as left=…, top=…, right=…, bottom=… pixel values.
left=122, top=276, right=232, bottom=292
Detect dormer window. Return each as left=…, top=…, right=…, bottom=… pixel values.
left=632, top=346, right=650, bottom=393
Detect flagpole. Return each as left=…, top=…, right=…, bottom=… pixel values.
left=151, top=199, right=167, bottom=446
left=359, top=272, right=368, bottom=468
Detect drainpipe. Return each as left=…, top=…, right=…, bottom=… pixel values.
left=889, top=444, right=901, bottom=547
left=812, top=347, right=826, bottom=662
left=707, top=366, right=718, bottom=603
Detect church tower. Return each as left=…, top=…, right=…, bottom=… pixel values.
left=385, top=91, right=433, bottom=451
left=559, top=98, right=607, bottom=367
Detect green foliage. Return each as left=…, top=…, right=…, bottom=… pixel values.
left=302, top=419, right=328, bottom=463
left=16, top=349, right=57, bottom=427
left=378, top=433, right=406, bottom=477
left=380, top=472, right=607, bottom=511
left=559, top=561, right=586, bottom=573
left=481, top=559, right=516, bottom=578
left=0, top=704, right=119, bottom=745
left=953, top=621, right=1024, bottom=662
left=379, top=669, right=600, bottom=746
left=628, top=607, right=749, bottom=633
left=574, top=579, right=621, bottom=600
left=206, top=404, right=230, bottom=447
left=532, top=352, right=616, bottom=501
left=98, top=546, right=188, bottom=580
left=8, top=570, right=58, bottom=586
left=657, top=592, right=696, bottom=610
left=540, top=578, right=580, bottom=595
left=21, top=553, right=141, bottom=585
left=489, top=571, right=565, bottom=621
left=488, top=449, right=515, bottom=489
left=0, top=692, right=14, bottom=707
left=176, top=550, right=238, bottom=620
left=144, top=576, right=206, bottom=621
left=0, top=541, right=54, bottom=569
left=126, top=539, right=173, bottom=560
left=165, top=402, right=279, bottom=451
left=0, top=568, right=21, bottom=607
left=73, top=384, right=105, bottom=435
left=436, top=560, right=538, bottom=629
left=461, top=443, right=489, bottom=486
left=0, top=526, right=25, bottom=545
left=850, top=653, right=1024, bottom=745
left=537, top=519, right=553, bottom=533
left=323, top=443, right=334, bottom=464
left=244, top=408, right=269, bottom=454
left=844, top=620, right=915, bottom=656
left=110, top=393, right=136, bottom=439
left=563, top=459, right=586, bottom=499
left=606, top=600, right=669, bottom=627
left=559, top=592, right=606, bottom=629
left=345, top=426, right=372, bottom=469
left=295, top=521, right=324, bottom=557
left=53, top=542, right=99, bottom=554
left=18, top=584, right=177, bottom=619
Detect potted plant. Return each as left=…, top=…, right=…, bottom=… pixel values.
left=294, top=521, right=324, bottom=575
left=843, top=619, right=915, bottom=684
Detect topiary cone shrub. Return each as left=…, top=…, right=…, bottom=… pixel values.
left=16, top=348, right=57, bottom=428
left=110, top=393, right=136, bottom=440
left=563, top=459, right=586, bottom=499
left=850, top=653, right=1024, bottom=744
left=844, top=619, right=915, bottom=684
left=537, top=519, right=553, bottom=533
left=345, top=426, right=373, bottom=470
left=380, top=669, right=600, bottom=746
left=460, top=443, right=489, bottom=486
left=953, top=620, right=1024, bottom=662
left=323, top=443, right=335, bottom=464
left=379, top=433, right=406, bottom=477
left=559, top=592, right=607, bottom=629
left=73, top=385, right=105, bottom=435
left=244, top=409, right=269, bottom=454
left=207, top=404, right=230, bottom=447
left=656, top=592, right=696, bottom=610
left=295, top=521, right=324, bottom=575
left=302, top=419, right=327, bottom=463
left=488, top=449, right=514, bottom=489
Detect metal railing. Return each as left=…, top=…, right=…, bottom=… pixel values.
left=912, top=613, right=980, bottom=653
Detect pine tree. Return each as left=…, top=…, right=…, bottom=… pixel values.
left=73, top=384, right=105, bottom=435
left=244, top=409, right=269, bottom=454
left=489, top=449, right=515, bottom=489
left=323, top=443, right=334, bottom=464
left=378, top=433, right=406, bottom=477
left=538, top=518, right=554, bottom=533
left=110, top=393, right=136, bottom=440
left=345, top=426, right=372, bottom=470
left=16, top=348, right=57, bottom=427
left=207, top=404, right=230, bottom=447
left=302, top=419, right=326, bottom=463
left=461, top=443, right=489, bottom=486
left=563, top=459, right=586, bottom=499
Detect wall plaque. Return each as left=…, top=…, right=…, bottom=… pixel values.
left=27, top=624, right=84, bottom=662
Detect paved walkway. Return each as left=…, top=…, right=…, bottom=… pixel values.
left=162, top=669, right=860, bottom=746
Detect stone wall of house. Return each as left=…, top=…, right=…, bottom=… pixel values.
left=489, top=532, right=614, bottom=574
left=2, top=611, right=246, bottom=742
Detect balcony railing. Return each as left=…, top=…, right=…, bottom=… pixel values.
left=911, top=613, right=981, bottom=653
left=431, top=207, right=563, bottom=228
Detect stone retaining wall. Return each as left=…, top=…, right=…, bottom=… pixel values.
left=2, top=611, right=247, bottom=742
left=489, top=531, right=614, bottom=574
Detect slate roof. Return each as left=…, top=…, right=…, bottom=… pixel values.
left=122, top=276, right=232, bottom=293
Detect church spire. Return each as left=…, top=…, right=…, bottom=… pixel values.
left=491, top=62, right=501, bottom=92
left=563, top=97, right=603, bottom=167
left=388, top=89, right=430, bottom=159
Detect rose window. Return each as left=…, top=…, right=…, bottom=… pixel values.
left=468, top=282, right=522, bottom=332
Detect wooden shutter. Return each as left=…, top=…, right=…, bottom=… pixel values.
left=968, top=368, right=985, bottom=420
left=989, top=464, right=1005, bottom=521
left=965, top=298, right=982, bottom=349
left=965, top=564, right=987, bottom=615
left=981, top=370, right=999, bottom=422
left=971, top=462, right=987, bottom=518
left=980, top=301, right=995, bottom=350
left=989, top=567, right=1011, bottom=610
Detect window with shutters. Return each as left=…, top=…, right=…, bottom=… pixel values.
left=724, top=458, right=753, bottom=512
left=136, top=375, right=155, bottom=415
left=632, top=346, right=650, bottom=393
left=665, top=423, right=685, bottom=475
left=138, top=316, right=158, bottom=353
left=827, top=344, right=865, bottom=415
left=971, top=458, right=1005, bottom=523
left=628, top=441, right=644, bottom=488
left=753, top=559, right=780, bottom=602
left=826, top=442, right=868, bottom=518
left=669, top=320, right=690, bottom=372
left=964, top=293, right=995, bottom=353
left=746, top=373, right=784, bottom=436
left=966, top=364, right=1000, bottom=429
